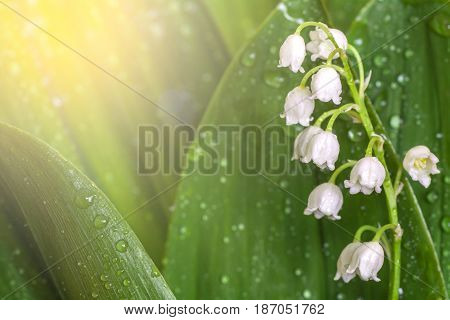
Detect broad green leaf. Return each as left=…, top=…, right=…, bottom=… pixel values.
left=0, top=123, right=174, bottom=299
left=201, top=0, right=279, bottom=54
left=165, top=0, right=447, bottom=299
left=347, top=0, right=450, bottom=291
left=321, top=0, right=369, bottom=30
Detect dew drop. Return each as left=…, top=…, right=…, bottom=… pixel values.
left=303, top=289, right=311, bottom=299
left=347, top=127, right=364, bottom=142
left=74, top=190, right=95, bottom=209
left=429, top=12, right=450, bottom=37
left=444, top=175, right=450, bottom=185
left=221, top=275, right=230, bottom=284
left=404, top=49, right=414, bottom=59
left=241, top=51, right=257, bottom=67
left=100, top=274, right=109, bottom=282
left=264, top=71, right=285, bottom=88
left=426, top=191, right=438, bottom=203
left=91, top=291, right=99, bottom=298
left=373, top=55, right=387, bottom=67
left=294, top=268, right=302, bottom=276
left=104, top=282, right=113, bottom=290
left=151, top=270, right=160, bottom=278
left=94, top=215, right=109, bottom=229
left=123, top=278, right=131, bottom=287
left=389, top=115, right=402, bottom=129
left=115, top=239, right=129, bottom=253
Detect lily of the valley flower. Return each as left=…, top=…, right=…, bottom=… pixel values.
left=304, top=183, right=343, bottom=220
left=307, top=131, right=340, bottom=170
left=283, top=87, right=315, bottom=126
left=311, top=67, right=342, bottom=105
left=344, top=157, right=386, bottom=195
left=334, top=242, right=362, bottom=283
left=346, top=242, right=385, bottom=282
left=292, top=126, right=322, bottom=162
left=278, top=34, right=307, bottom=73
left=306, top=27, right=348, bottom=61
left=403, top=145, right=440, bottom=188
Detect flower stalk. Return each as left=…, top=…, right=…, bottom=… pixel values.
left=280, top=20, right=440, bottom=300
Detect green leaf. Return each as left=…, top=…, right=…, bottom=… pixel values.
left=321, top=0, right=369, bottom=30
left=201, top=0, right=279, bottom=54
left=0, top=123, right=174, bottom=299
left=347, top=0, right=450, bottom=292
left=165, top=0, right=447, bottom=299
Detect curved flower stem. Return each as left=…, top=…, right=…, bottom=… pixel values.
left=373, top=224, right=397, bottom=241
left=347, top=44, right=365, bottom=97
left=338, top=46, right=401, bottom=300
left=326, top=104, right=358, bottom=132
left=314, top=103, right=356, bottom=128
left=295, top=22, right=340, bottom=49
left=328, top=160, right=356, bottom=184
left=326, top=48, right=345, bottom=65
left=365, top=135, right=384, bottom=156
left=353, top=225, right=378, bottom=242
left=300, top=64, right=345, bottom=88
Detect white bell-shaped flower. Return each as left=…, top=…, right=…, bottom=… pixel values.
left=283, top=87, right=315, bottom=126
left=403, top=145, right=440, bottom=188
left=346, top=242, right=385, bottom=282
left=334, top=242, right=362, bottom=283
left=306, top=27, right=348, bottom=61
left=306, top=131, right=340, bottom=170
left=278, top=34, right=307, bottom=73
left=311, top=67, right=342, bottom=105
left=304, top=183, right=343, bottom=220
left=292, top=126, right=323, bottom=162
left=344, top=157, right=386, bottom=195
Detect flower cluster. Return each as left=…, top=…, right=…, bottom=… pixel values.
left=278, top=22, right=440, bottom=290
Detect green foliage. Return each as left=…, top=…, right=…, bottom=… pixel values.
left=0, top=123, right=174, bottom=299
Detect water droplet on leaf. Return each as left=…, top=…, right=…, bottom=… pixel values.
left=115, top=239, right=129, bottom=253
left=264, top=71, right=285, bottom=88
left=94, top=215, right=109, bottom=229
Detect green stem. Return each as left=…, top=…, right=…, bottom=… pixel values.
left=365, top=135, right=383, bottom=157
left=300, top=64, right=345, bottom=88
left=347, top=44, right=365, bottom=97
left=326, top=104, right=357, bottom=131
left=328, top=160, right=356, bottom=184
left=373, top=224, right=397, bottom=241
left=338, top=47, right=400, bottom=299
left=354, top=225, right=378, bottom=242
left=295, top=22, right=340, bottom=49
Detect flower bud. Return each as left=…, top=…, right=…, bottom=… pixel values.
left=306, top=27, right=348, bottom=61
left=346, top=242, right=385, bottom=282
left=283, top=87, right=315, bottom=126
left=304, top=183, right=343, bottom=220
left=307, top=131, right=340, bottom=170
left=292, top=126, right=323, bottom=162
left=344, top=157, right=385, bottom=195
left=311, top=67, right=342, bottom=105
left=334, top=242, right=362, bottom=283
left=278, top=34, right=307, bottom=73
left=403, top=145, right=440, bottom=188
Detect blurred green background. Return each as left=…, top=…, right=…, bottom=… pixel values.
left=0, top=0, right=448, bottom=299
